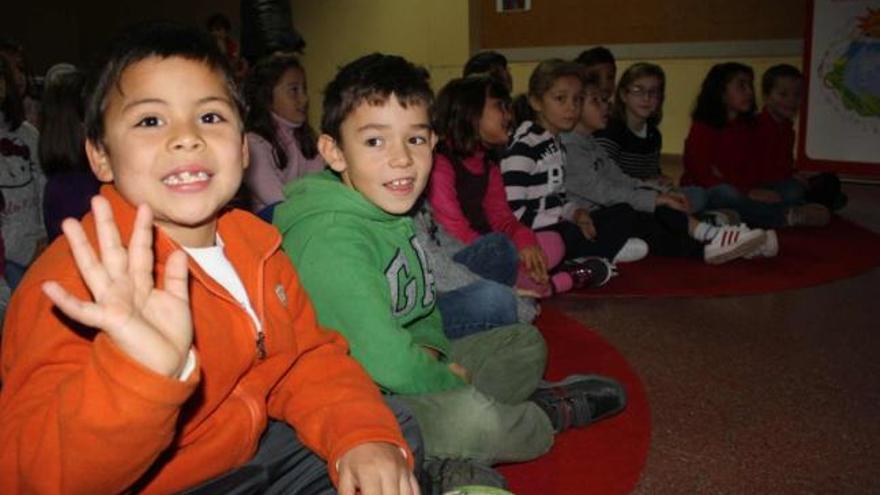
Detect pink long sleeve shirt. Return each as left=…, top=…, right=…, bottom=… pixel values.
left=245, top=113, right=325, bottom=212
left=428, top=149, right=538, bottom=250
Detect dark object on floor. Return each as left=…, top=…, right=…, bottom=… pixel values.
left=805, top=172, right=848, bottom=211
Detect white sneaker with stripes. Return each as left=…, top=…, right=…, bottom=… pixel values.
left=703, top=225, right=767, bottom=264
left=744, top=229, right=779, bottom=259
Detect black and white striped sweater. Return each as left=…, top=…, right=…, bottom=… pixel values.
left=500, top=121, right=576, bottom=229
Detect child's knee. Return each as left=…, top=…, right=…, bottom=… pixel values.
left=444, top=390, right=512, bottom=447
left=501, top=323, right=548, bottom=365
left=473, top=281, right=518, bottom=323
left=446, top=389, right=553, bottom=462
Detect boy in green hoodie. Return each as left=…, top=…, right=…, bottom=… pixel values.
left=274, top=53, right=626, bottom=490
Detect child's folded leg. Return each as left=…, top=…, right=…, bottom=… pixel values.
left=397, top=385, right=554, bottom=465
left=449, top=323, right=547, bottom=403
left=451, top=232, right=519, bottom=286
left=437, top=280, right=519, bottom=339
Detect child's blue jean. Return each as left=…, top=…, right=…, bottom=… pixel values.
left=438, top=280, right=519, bottom=339
left=758, top=177, right=807, bottom=206
left=678, top=186, right=709, bottom=214
left=707, top=183, right=790, bottom=228
left=452, top=233, right=519, bottom=287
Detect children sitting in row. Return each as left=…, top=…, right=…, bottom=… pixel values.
left=562, top=72, right=772, bottom=264
left=273, top=53, right=627, bottom=492
left=428, top=74, right=607, bottom=299
left=0, top=23, right=419, bottom=494
left=502, top=60, right=648, bottom=281
left=682, top=62, right=832, bottom=229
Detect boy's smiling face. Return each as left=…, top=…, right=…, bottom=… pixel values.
left=319, top=95, right=435, bottom=215
left=87, top=56, right=247, bottom=247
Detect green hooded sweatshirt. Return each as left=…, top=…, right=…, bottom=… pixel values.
left=274, top=171, right=465, bottom=395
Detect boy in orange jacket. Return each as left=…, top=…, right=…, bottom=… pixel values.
left=0, top=22, right=419, bottom=495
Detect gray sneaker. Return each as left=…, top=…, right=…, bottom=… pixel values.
left=423, top=459, right=508, bottom=495
left=530, top=374, right=627, bottom=433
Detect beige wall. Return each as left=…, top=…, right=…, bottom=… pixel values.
left=286, top=1, right=805, bottom=157
left=289, top=0, right=471, bottom=128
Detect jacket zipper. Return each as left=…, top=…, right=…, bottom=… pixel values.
left=194, top=276, right=267, bottom=361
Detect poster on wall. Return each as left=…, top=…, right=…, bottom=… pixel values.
left=799, top=0, right=880, bottom=176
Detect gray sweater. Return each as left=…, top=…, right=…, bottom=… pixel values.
left=561, top=131, right=665, bottom=213
left=412, top=204, right=537, bottom=324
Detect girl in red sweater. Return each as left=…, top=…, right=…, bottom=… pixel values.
left=682, top=62, right=829, bottom=229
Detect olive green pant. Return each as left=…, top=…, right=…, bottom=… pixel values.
left=397, top=323, right=554, bottom=465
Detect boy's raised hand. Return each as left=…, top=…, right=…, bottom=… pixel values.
left=42, top=196, right=193, bottom=378
left=337, top=442, right=420, bottom=495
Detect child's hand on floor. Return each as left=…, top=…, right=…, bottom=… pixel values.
left=42, top=196, right=193, bottom=378
left=519, top=245, right=549, bottom=284
left=337, top=442, right=419, bottom=495
left=448, top=362, right=470, bottom=383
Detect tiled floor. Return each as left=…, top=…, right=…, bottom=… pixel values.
left=551, top=183, right=880, bottom=493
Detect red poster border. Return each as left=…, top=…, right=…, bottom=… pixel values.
left=797, top=0, right=880, bottom=176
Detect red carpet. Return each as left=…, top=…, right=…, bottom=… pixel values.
left=574, top=218, right=880, bottom=298
left=497, top=308, right=651, bottom=494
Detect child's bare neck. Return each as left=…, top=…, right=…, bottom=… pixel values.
left=159, top=219, right=219, bottom=248
left=536, top=116, right=559, bottom=136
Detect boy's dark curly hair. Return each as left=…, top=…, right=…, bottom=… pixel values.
left=320, top=53, right=433, bottom=143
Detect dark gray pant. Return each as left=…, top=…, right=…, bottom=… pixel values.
left=179, top=397, right=423, bottom=495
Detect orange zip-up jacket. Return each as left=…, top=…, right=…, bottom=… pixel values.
left=0, top=186, right=410, bottom=494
